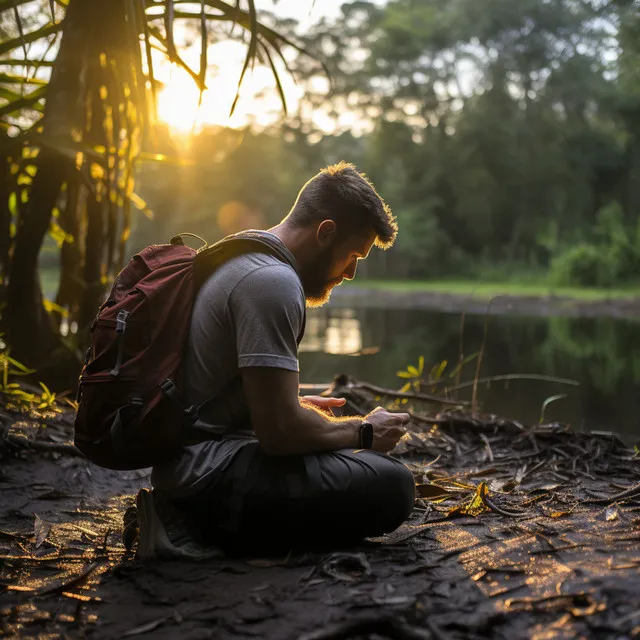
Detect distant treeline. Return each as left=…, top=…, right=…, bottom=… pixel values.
left=129, top=0, right=640, bottom=287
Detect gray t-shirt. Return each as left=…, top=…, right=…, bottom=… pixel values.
left=151, top=235, right=305, bottom=497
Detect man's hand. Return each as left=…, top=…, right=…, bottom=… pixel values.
left=365, top=406, right=410, bottom=452
left=300, top=395, right=347, bottom=416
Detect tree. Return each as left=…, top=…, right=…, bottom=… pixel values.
left=0, top=0, right=314, bottom=387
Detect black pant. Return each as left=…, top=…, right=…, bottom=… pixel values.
left=173, top=441, right=416, bottom=553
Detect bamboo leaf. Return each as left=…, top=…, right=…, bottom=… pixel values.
left=418, top=355, right=424, bottom=375
left=407, top=365, right=419, bottom=377
left=396, top=370, right=413, bottom=379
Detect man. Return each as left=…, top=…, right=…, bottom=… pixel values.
left=137, top=162, right=415, bottom=559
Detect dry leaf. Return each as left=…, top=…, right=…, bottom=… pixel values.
left=34, top=514, right=51, bottom=548
left=416, top=484, right=453, bottom=501
left=605, top=505, right=619, bottom=521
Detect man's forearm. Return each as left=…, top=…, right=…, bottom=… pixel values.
left=261, top=403, right=362, bottom=455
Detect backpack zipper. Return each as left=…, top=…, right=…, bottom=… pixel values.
left=110, top=310, right=130, bottom=377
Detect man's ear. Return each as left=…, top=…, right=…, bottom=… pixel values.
left=316, top=219, right=337, bottom=247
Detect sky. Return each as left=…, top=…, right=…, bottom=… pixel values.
left=155, top=0, right=372, bottom=133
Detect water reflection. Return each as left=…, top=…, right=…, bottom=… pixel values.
left=299, top=307, right=640, bottom=444
left=299, top=309, right=362, bottom=356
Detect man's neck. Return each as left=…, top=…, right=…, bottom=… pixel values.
left=268, top=223, right=311, bottom=270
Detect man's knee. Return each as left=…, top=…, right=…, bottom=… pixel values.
left=377, top=454, right=416, bottom=521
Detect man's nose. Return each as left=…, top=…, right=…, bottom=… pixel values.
left=343, top=260, right=358, bottom=280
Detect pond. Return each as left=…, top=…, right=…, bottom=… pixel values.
left=299, top=305, right=640, bottom=446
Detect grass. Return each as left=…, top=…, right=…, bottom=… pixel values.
left=351, top=279, right=640, bottom=301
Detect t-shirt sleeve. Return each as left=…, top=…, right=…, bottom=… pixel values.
left=227, top=264, right=305, bottom=372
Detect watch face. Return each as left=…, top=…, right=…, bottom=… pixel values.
left=361, top=422, right=374, bottom=449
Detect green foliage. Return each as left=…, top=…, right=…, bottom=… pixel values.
left=550, top=202, right=640, bottom=287
left=0, top=334, right=61, bottom=413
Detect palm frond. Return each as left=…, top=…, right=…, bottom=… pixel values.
left=0, top=0, right=32, bottom=12
left=12, top=0, right=27, bottom=59
left=0, top=22, right=61, bottom=57
left=147, top=25, right=205, bottom=89
left=199, top=0, right=207, bottom=106
left=164, top=0, right=177, bottom=60
left=258, top=41, right=287, bottom=115
left=0, top=59, right=55, bottom=67
left=229, top=0, right=259, bottom=116
left=0, top=85, right=46, bottom=117
left=0, top=72, right=47, bottom=85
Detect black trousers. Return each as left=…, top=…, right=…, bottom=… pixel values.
left=173, top=441, right=416, bottom=553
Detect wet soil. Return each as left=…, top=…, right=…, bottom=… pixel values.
left=1, top=401, right=639, bottom=639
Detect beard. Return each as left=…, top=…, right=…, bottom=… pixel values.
left=299, top=246, right=342, bottom=308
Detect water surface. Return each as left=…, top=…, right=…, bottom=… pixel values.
left=299, top=307, right=640, bottom=445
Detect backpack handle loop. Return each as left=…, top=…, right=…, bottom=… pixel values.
left=170, top=233, right=208, bottom=249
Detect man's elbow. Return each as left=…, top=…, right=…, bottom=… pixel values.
left=254, top=419, right=297, bottom=456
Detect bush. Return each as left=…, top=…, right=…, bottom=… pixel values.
left=550, top=201, right=640, bottom=287
left=550, top=243, right=616, bottom=287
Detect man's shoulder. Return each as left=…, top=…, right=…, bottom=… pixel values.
left=198, top=251, right=302, bottom=305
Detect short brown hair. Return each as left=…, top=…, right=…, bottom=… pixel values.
left=286, top=161, right=398, bottom=249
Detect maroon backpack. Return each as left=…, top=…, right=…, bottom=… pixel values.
left=74, top=230, right=299, bottom=470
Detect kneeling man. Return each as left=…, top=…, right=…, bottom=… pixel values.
left=139, top=162, right=415, bottom=558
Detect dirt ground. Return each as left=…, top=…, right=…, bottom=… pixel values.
left=1, top=404, right=639, bottom=640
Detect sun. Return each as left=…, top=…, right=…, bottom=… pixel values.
left=155, top=41, right=299, bottom=133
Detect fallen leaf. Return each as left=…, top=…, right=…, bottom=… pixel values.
left=34, top=515, right=51, bottom=548
left=605, top=505, right=619, bottom=521
left=123, top=618, right=168, bottom=637
left=416, top=484, right=453, bottom=501
left=455, top=482, right=491, bottom=517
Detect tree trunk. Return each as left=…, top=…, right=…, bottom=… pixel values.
left=6, top=0, right=142, bottom=390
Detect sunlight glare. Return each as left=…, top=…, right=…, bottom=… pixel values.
left=155, top=41, right=300, bottom=133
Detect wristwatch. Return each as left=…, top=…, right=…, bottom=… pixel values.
left=359, top=421, right=374, bottom=449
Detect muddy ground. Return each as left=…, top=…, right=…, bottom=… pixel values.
left=1, top=404, right=639, bottom=639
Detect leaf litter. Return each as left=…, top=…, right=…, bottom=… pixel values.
left=1, top=385, right=640, bottom=638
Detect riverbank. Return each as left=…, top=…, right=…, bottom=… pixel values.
left=331, top=280, right=640, bottom=318
left=1, top=390, right=639, bottom=639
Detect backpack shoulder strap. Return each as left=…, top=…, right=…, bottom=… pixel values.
left=193, top=230, right=301, bottom=292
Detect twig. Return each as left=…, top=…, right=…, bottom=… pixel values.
left=4, top=434, right=83, bottom=457
left=456, top=311, right=466, bottom=389
left=352, top=381, right=468, bottom=407
left=442, top=374, right=579, bottom=394
left=472, top=299, right=494, bottom=414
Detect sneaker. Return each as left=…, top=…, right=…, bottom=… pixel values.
left=134, top=488, right=224, bottom=561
